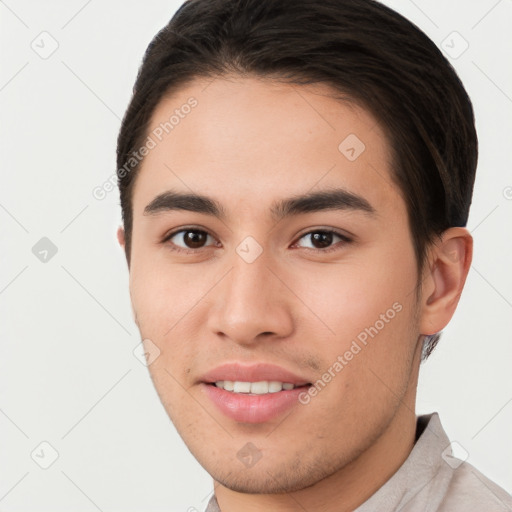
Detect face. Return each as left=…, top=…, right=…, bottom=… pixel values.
left=126, top=76, right=423, bottom=493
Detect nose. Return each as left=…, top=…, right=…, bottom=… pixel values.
left=206, top=249, right=295, bottom=346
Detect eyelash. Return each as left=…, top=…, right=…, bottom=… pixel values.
left=161, top=227, right=352, bottom=255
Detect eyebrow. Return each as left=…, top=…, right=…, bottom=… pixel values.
left=143, top=188, right=376, bottom=221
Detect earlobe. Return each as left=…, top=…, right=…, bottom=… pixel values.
left=117, top=226, right=126, bottom=249
left=419, top=228, right=473, bottom=335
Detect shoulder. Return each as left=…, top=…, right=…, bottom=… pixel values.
left=438, top=459, right=512, bottom=512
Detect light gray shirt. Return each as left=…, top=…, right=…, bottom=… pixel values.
left=204, top=412, right=512, bottom=511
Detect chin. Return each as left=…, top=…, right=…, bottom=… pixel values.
left=202, top=452, right=345, bottom=495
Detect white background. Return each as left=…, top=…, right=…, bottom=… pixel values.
left=1, top=1, right=511, bottom=511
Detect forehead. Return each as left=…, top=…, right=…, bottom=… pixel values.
left=132, top=76, right=402, bottom=219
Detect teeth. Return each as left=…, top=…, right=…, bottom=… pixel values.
left=251, top=381, right=269, bottom=394
left=214, top=380, right=298, bottom=394
left=215, top=380, right=235, bottom=391
left=269, top=381, right=283, bottom=393
left=233, top=381, right=251, bottom=393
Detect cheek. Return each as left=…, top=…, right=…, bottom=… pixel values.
left=288, top=243, right=420, bottom=416
left=293, top=252, right=417, bottom=350
left=128, top=254, right=214, bottom=376
left=129, top=247, right=198, bottom=331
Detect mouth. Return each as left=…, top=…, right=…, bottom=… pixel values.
left=199, top=363, right=313, bottom=423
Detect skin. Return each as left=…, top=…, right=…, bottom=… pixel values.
left=117, top=75, right=472, bottom=512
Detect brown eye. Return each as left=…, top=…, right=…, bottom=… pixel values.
left=165, top=229, right=215, bottom=252
left=310, top=231, right=334, bottom=249
left=296, top=230, right=351, bottom=252
left=182, top=230, right=208, bottom=249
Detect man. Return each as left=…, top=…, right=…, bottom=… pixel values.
left=115, top=0, right=512, bottom=510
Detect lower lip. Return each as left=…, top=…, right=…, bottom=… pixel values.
left=201, top=383, right=310, bottom=423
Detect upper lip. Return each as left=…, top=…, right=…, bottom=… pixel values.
left=200, top=362, right=311, bottom=386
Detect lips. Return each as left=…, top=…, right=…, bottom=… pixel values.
left=199, top=362, right=312, bottom=423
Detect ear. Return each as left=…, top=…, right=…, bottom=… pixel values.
left=419, top=227, right=473, bottom=336
left=117, top=226, right=126, bottom=249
